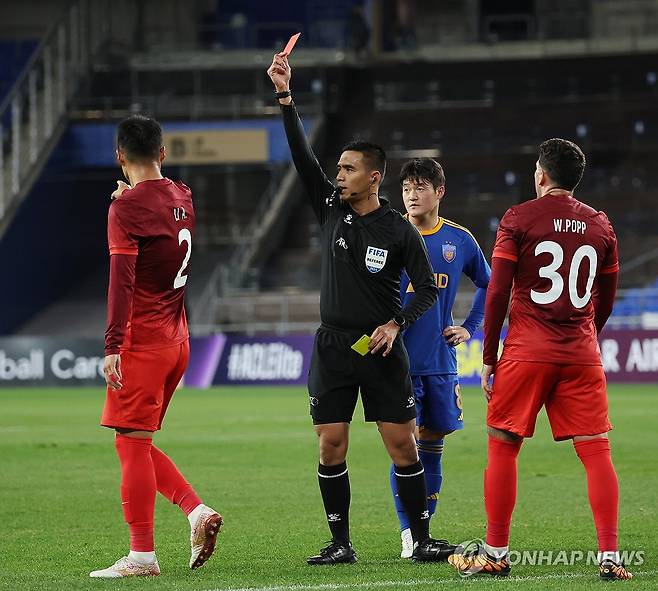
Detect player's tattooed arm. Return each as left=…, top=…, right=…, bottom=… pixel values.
left=103, top=354, right=123, bottom=390
left=481, top=364, right=494, bottom=400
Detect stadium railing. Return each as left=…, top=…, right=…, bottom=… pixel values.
left=190, top=291, right=321, bottom=336
left=0, top=40, right=39, bottom=103
left=0, top=0, right=111, bottom=238
left=191, top=115, right=327, bottom=328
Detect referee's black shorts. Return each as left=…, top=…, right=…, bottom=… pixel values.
left=308, top=325, right=416, bottom=425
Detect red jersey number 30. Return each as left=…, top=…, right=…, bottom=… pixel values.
left=530, top=240, right=597, bottom=309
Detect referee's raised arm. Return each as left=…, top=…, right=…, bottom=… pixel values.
left=267, top=53, right=334, bottom=225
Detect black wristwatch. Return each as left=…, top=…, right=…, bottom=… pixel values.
left=275, top=89, right=292, bottom=99
left=392, top=315, right=406, bottom=329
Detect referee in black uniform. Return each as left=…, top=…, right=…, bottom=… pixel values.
left=268, top=53, right=455, bottom=564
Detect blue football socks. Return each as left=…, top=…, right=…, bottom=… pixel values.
left=390, top=439, right=444, bottom=531
left=417, top=439, right=444, bottom=517
left=390, top=462, right=410, bottom=531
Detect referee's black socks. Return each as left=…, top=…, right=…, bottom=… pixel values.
left=317, top=461, right=350, bottom=545
left=395, top=460, right=430, bottom=544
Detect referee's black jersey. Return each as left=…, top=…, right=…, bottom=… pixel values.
left=281, top=102, right=438, bottom=333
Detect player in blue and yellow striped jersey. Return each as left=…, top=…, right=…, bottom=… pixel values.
left=390, top=158, right=491, bottom=558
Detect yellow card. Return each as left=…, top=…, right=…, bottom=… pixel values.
left=351, top=335, right=371, bottom=356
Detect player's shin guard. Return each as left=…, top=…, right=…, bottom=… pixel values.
left=389, top=463, right=411, bottom=531
left=574, top=438, right=619, bottom=553
left=395, top=461, right=430, bottom=544
left=484, top=436, right=522, bottom=549
left=417, top=439, right=444, bottom=518
left=115, top=435, right=157, bottom=552
left=151, top=445, right=202, bottom=516
left=318, top=462, right=351, bottom=546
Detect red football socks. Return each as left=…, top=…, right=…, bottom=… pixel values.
left=484, top=436, right=522, bottom=548
left=574, top=438, right=619, bottom=552
left=115, top=435, right=156, bottom=552
left=151, top=445, right=202, bottom=516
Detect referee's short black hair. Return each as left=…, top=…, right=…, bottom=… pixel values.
left=341, top=140, right=387, bottom=178
left=399, top=158, right=445, bottom=190
left=538, top=138, right=586, bottom=191
left=117, top=114, right=163, bottom=162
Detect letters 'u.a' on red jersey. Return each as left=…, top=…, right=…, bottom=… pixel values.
left=106, top=178, right=195, bottom=353
left=492, top=190, right=618, bottom=365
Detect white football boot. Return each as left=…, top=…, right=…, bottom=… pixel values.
left=189, top=505, right=223, bottom=569
left=400, top=528, right=414, bottom=559
left=89, top=556, right=160, bottom=578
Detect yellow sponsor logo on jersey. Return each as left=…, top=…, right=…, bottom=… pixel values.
left=406, top=273, right=449, bottom=292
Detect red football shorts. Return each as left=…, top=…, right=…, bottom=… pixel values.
left=487, top=359, right=612, bottom=441
left=101, top=340, right=189, bottom=432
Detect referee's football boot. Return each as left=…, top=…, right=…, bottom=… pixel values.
left=447, top=545, right=510, bottom=577
left=189, top=505, right=223, bottom=569
left=412, top=537, right=458, bottom=562
left=307, top=540, right=357, bottom=565
left=599, top=559, right=633, bottom=581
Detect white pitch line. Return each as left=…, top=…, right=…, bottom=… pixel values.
left=0, top=426, right=27, bottom=432
left=203, top=569, right=657, bottom=591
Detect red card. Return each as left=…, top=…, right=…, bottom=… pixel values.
left=282, top=32, right=301, bottom=56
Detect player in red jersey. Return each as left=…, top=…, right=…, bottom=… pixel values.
left=90, top=115, right=222, bottom=578
left=449, top=139, right=632, bottom=580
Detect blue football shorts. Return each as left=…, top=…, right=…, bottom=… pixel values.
left=412, top=374, right=464, bottom=433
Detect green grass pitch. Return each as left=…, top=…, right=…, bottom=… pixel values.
left=0, top=384, right=656, bottom=591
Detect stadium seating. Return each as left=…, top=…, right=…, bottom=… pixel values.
left=208, top=0, right=357, bottom=49
left=105, top=48, right=653, bottom=330
left=611, top=278, right=658, bottom=322
left=259, top=53, right=658, bottom=304
left=4, top=15, right=658, bottom=334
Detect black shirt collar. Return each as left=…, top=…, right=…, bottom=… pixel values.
left=344, top=197, right=391, bottom=227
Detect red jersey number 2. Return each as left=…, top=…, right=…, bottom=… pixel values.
left=530, top=240, right=597, bottom=309
left=174, top=228, right=192, bottom=289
